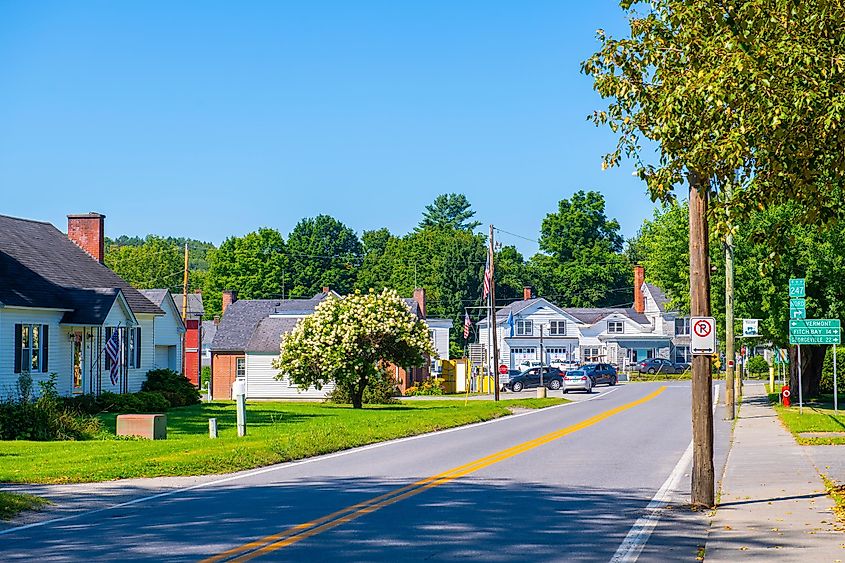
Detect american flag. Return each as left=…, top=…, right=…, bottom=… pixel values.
left=105, top=329, right=121, bottom=385
left=482, top=246, right=492, bottom=301
left=463, top=312, right=472, bottom=340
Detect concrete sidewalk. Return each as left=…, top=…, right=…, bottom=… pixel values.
left=706, top=382, right=843, bottom=561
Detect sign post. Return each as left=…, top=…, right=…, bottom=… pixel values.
left=835, top=345, right=839, bottom=414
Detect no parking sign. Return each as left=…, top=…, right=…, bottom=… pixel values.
left=691, top=317, right=716, bottom=354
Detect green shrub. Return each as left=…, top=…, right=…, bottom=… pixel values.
left=405, top=377, right=444, bottom=396
left=141, top=369, right=200, bottom=407
left=746, top=356, right=770, bottom=379
left=0, top=374, right=102, bottom=441
left=201, top=366, right=211, bottom=390
left=821, top=346, right=845, bottom=394
left=327, top=371, right=399, bottom=405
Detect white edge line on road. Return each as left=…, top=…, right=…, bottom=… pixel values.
left=610, top=383, right=720, bottom=563
left=0, top=385, right=636, bottom=537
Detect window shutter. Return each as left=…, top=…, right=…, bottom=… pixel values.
left=105, top=327, right=112, bottom=370
left=13, top=324, right=22, bottom=374
left=41, top=324, right=49, bottom=372
left=135, top=327, right=141, bottom=368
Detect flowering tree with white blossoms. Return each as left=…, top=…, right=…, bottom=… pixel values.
left=274, top=289, right=436, bottom=408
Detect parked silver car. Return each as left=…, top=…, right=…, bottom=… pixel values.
left=561, top=369, right=593, bottom=394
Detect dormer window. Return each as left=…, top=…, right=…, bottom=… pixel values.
left=608, top=320, right=624, bottom=334
left=516, top=320, right=533, bottom=336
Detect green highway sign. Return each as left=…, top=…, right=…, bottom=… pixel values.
left=789, top=298, right=806, bottom=309
left=790, top=319, right=840, bottom=329
left=790, top=334, right=841, bottom=345
left=789, top=278, right=806, bottom=297
left=789, top=327, right=840, bottom=337
left=791, top=307, right=806, bottom=320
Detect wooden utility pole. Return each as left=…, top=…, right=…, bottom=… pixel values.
left=689, top=175, right=715, bottom=508
left=181, top=243, right=189, bottom=321
left=725, top=183, right=735, bottom=421
left=489, top=224, right=500, bottom=402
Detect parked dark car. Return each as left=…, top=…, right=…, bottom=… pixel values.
left=499, top=369, right=523, bottom=390
left=636, top=358, right=688, bottom=375
left=578, top=363, right=618, bottom=387
left=507, top=367, right=564, bottom=392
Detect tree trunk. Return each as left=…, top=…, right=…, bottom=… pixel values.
left=689, top=174, right=714, bottom=509
left=351, top=376, right=367, bottom=409
left=789, top=345, right=825, bottom=400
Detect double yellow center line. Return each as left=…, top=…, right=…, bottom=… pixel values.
left=203, top=386, right=666, bottom=562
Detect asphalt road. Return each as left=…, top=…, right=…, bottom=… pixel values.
left=0, top=382, right=730, bottom=562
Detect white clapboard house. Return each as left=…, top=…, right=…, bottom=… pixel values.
left=476, top=267, right=685, bottom=371
left=0, top=212, right=186, bottom=398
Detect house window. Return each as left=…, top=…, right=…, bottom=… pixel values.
left=16, top=324, right=48, bottom=373
left=549, top=321, right=566, bottom=336
left=236, top=357, right=246, bottom=379
left=675, top=346, right=691, bottom=363
left=582, top=347, right=601, bottom=362
left=675, top=318, right=690, bottom=336
left=516, top=320, right=533, bottom=336
left=608, top=321, right=624, bottom=334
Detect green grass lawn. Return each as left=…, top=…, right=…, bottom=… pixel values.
left=0, top=491, right=50, bottom=520
left=767, top=386, right=845, bottom=444
left=0, top=398, right=566, bottom=484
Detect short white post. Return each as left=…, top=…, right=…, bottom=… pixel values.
left=209, top=418, right=218, bottom=438
left=233, top=380, right=247, bottom=437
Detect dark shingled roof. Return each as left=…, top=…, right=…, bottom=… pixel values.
left=211, top=294, right=329, bottom=352
left=644, top=282, right=671, bottom=312
left=201, top=320, right=217, bottom=348
left=0, top=214, right=163, bottom=317
left=246, top=317, right=301, bottom=353
left=172, top=293, right=205, bottom=318
left=564, top=307, right=650, bottom=325
left=60, top=288, right=123, bottom=325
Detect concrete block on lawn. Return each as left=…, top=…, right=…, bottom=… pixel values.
left=116, top=414, right=167, bottom=440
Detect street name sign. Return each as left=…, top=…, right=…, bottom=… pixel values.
left=789, top=278, right=805, bottom=297
left=691, top=317, right=717, bottom=354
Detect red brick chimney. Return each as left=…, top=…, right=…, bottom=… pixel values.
left=413, top=287, right=426, bottom=319
left=222, top=290, right=237, bottom=314
left=523, top=286, right=533, bottom=301
left=322, top=286, right=330, bottom=294
left=633, top=265, right=645, bottom=313
left=67, top=213, right=105, bottom=263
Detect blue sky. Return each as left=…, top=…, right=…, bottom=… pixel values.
left=0, top=1, right=657, bottom=255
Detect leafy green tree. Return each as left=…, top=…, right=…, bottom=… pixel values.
left=275, top=290, right=435, bottom=408
left=418, top=193, right=481, bottom=232
left=286, top=215, right=363, bottom=297
left=355, top=228, right=396, bottom=293
left=105, top=236, right=183, bottom=290
left=204, top=228, right=287, bottom=316
left=528, top=191, right=631, bottom=307
left=583, top=2, right=845, bottom=476
left=357, top=226, right=486, bottom=352
left=107, top=235, right=216, bottom=271
left=494, top=245, right=528, bottom=303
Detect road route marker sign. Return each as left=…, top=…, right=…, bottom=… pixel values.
left=789, top=278, right=805, bottom=297
left=691, top=317, right=717, bottom=354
